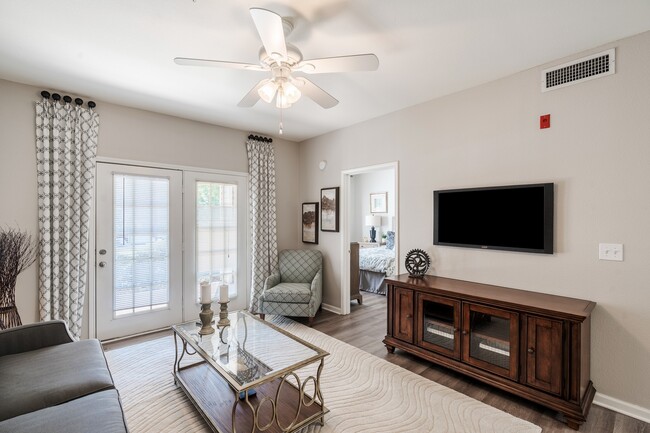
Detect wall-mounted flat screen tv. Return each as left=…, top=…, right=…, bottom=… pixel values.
left=434, top=183, right=554, bottom=254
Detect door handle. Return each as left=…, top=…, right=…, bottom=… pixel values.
left=99, top=261, right=107, bottom=268
left=99, top=249, right=107, bottom=255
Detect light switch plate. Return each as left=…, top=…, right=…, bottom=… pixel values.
left=599, top=243, right=624, bottom=261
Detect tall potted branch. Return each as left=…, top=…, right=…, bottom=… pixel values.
left=0, top=228, right=38, bottom=329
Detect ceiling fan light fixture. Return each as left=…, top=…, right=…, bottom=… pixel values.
left=275, top=88, right=292, bottom=109
left=282, top=81, right=301, bottom=104
left=258, top=80, right=278, bottom=103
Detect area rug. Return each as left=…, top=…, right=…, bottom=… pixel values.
left=104, top=316, right=541, bottom=433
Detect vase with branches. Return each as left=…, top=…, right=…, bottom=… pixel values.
left=0, top=228, right=38, bottom=329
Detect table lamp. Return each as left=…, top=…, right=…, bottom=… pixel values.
left=365, top=215, right=381, bottom=243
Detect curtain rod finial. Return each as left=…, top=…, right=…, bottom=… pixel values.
left=247, top=134, right=273, bottom=143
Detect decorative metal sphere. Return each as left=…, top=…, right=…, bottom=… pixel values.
left=404, top=249, right=431, bottom=277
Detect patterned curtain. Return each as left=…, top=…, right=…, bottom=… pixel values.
left=35, top=98, right=99, bottom=339
left=246, top=137, right=278, bottom=314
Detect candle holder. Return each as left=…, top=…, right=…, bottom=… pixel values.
left=217, top=301, right=230, bottom=327
left=198, top=302, right=215, bottom=335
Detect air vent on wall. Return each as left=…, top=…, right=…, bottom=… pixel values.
left=541, top=48, right=615, bottom=92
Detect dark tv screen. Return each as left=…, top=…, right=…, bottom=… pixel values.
left=434, top=183, right=553, bottom=254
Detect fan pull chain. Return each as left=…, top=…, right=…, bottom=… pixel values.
left=279, top=105, right=284, bottom=135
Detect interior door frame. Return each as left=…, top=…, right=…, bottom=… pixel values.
left=89, top=157, right=249, bottom=339
left=340, top=161, right=399, bottom=315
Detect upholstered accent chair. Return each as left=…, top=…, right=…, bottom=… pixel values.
left=259, top=249, right=322, bottom=326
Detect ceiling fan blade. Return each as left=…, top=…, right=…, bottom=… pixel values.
left=293, top=78, right=338, bottom=109
left=174, top=57, right=265, bottom=71
left=250, top=8, right=288, bottom=61
left=238, top=79, right=268, bottom=107
left=296, top=54, right=379, bottom=74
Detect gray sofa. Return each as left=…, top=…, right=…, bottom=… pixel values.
left=0, top=320, right=128, bottom=433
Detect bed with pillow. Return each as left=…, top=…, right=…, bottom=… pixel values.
left=351, top=231, right=396, bottom=296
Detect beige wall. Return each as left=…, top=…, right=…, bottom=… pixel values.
left=0, top=78, right=301, bottom=332
left=299, top=31, right=650, bottom=410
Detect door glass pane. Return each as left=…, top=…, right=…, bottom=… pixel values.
left=469, top=311, right=511, bottom=369
left=422, top=300, right=455, bottom=350
left=113, top=174, right=170, bottom=317
left=195, top=181, right=237, bottom=302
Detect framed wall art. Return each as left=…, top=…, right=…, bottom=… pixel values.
left=370, top=192, right=388, bottom=213
left=320, top=187, right=339, bottom=232
left=301, top=202, right=319, bottom=244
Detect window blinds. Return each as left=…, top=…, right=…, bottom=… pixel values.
left=113, top=174, right=170, bottom=316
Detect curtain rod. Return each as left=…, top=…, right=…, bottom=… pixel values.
left=40, top=90, right=96, bottom=108
left=248, top=134, right=272, bottom=143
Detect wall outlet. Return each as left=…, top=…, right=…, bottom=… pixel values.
left=599, top=243, right=623, bottom=261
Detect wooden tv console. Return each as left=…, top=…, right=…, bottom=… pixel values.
left=383, top=274, right=596, bottom=430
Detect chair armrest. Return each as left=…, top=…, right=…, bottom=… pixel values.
left=309, top=270, right=323, bottom=311
left=310, top=270, right=322, bottom=294
left=0, top=320, right=75, bottom=357
left=263, top=273, right=282, bottom=291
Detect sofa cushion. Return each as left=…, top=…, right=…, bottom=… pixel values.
left=0, top=388, right=128, bottom=433
left=0, top=339, right=115, bottom=421
left=262, top=282, right=312, bottom=303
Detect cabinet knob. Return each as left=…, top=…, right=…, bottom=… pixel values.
left=527, top=347, right=535, bottom=354
left=462, top=330, right=468, bottom=335
left=406, top=314, right=412, bottom=319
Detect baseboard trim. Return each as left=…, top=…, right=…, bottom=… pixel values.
left=593, top=392, right=650, bottom=423
left=322, top=303, right=342, bottom=315
left=101, top=326, right=171, bottom=344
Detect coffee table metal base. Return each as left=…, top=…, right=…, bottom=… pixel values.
left=173, top=333, right=328, bottom=433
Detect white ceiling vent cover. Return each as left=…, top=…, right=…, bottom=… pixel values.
left=541, top=48, right=615, bottom=92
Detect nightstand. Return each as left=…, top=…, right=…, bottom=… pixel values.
left=358, top=242, right=380, bottom=249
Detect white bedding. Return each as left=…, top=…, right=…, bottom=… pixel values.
left=359, top=246, right=395, bottom=276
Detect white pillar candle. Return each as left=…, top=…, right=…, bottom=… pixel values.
left=200, top=281, right=211, bottom=304
left=219, top=284, right=229, bottom=303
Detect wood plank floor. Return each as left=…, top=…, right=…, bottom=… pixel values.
left=303, top=292, right=648, bottom=433
left=105, top=292, right=648, bottom=433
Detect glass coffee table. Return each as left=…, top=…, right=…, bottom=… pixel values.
left=172, top=311, right=329, bottom=433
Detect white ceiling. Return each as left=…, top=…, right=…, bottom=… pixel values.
left=1, top=1, right=649, bottom=142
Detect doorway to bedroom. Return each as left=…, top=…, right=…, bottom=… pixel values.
left=340, top=162, right=398, bottom=315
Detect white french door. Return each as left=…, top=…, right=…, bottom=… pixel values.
left=183, top=171, right=248, bottom=315
left=95, top=163, right=183, bottom=340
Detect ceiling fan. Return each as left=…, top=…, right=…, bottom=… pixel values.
left=174, top=7, right=379, bottom=110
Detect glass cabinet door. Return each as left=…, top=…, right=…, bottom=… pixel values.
left=417, top=293, right=461, bottom=359
left=462, top=303, right=519, bottom=380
